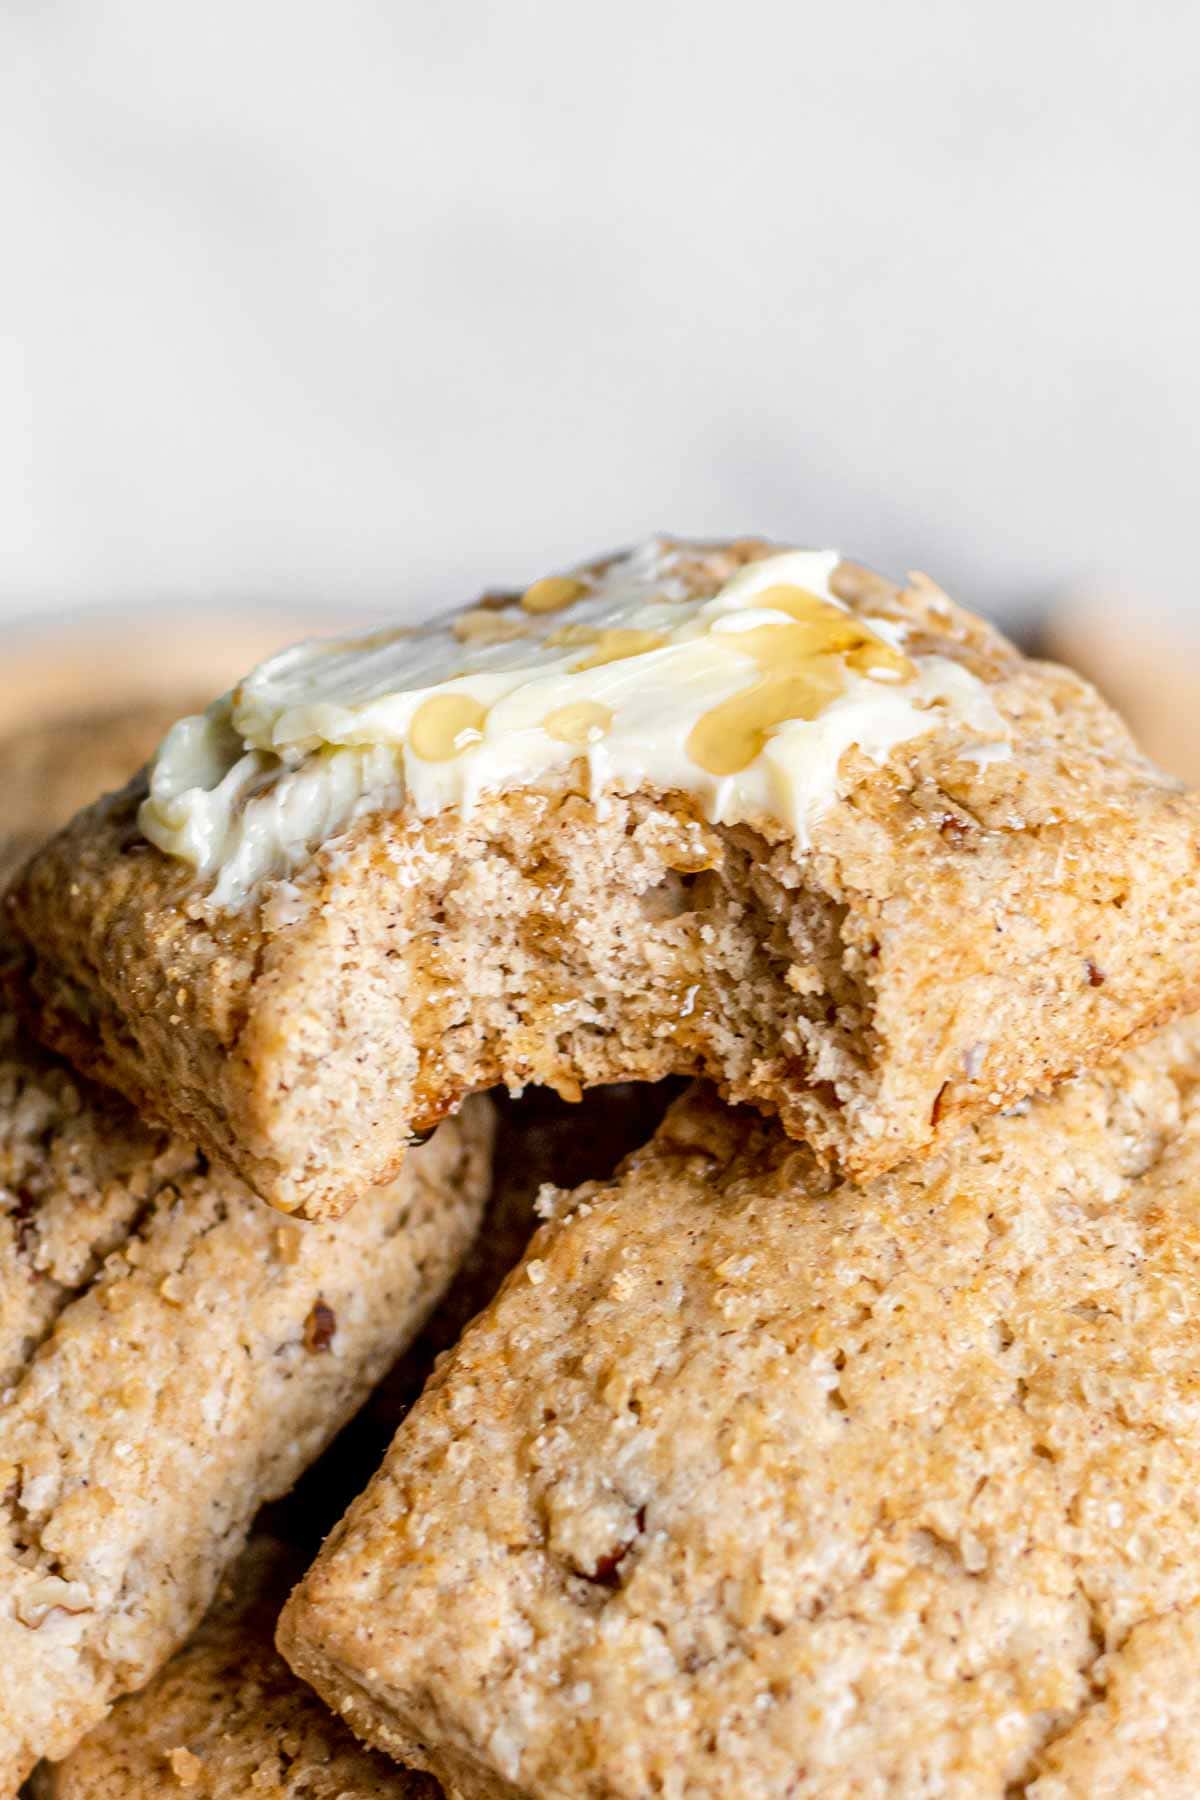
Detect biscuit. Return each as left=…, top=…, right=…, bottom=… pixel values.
left=34, top=1086, right=670, bottom=1799
left=281, top=1022, right=1200, bottom=1798
left=32, top=1537, right=436, bottom=1798
left=10, top=540, right=1200, bottom=1219
left=0, top=1010, right=492, bottom=1790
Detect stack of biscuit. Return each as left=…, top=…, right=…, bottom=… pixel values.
left=5, top=538, right=1200, bottom=1798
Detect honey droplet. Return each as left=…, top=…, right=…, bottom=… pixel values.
left=562, top=628, right=667, bottom=672
left=543, top=701, right=614, bottom=746
left=686, top=594, right=915, bottom=777
left=409, top=694, right=488, bottom=762
left=521, top=576, right=589, bottom=615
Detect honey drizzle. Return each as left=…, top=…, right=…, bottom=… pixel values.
left=686, top=585, right=915, bottom=777
left=409, top=694, right=489, bottom=762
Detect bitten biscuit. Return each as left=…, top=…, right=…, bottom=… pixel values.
left=282, top=1021, right=1200, bottom=1799
left=32, top=1537, right=436, bottom=1798
left=11, top=540, right=1200, bottom=1219
left=0, top=1009, right=492, bottom=1791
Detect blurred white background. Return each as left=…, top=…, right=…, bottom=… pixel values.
left=2, top=0, right=1198, bottom=636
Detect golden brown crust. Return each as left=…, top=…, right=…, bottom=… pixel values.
left=282, top=1020, right=1200, bottom=1797
left=0, top=1006, right=493, bottom=1790
left=9, top=543, right=1200, bottom=1218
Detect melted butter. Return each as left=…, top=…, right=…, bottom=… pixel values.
left=408, top=694, right=488, bottom=761
left=521, top=576, right=589, bottom=615
left=542, top=701, right=613, bottom=746
left=138, top=542, right=1013, bottom=907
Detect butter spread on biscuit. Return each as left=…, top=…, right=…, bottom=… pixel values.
left=140, top=543, right=1010, bottom=907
